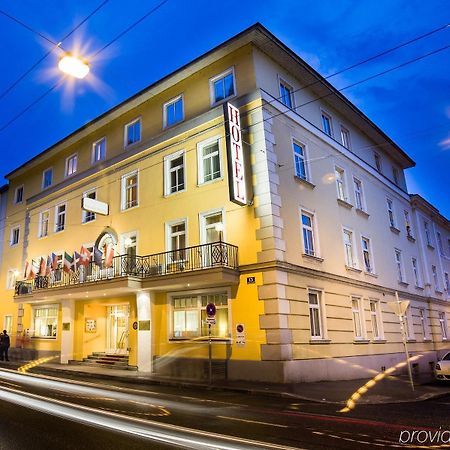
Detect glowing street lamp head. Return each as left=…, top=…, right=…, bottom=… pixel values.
left=58, top=54, right=90, bottom=79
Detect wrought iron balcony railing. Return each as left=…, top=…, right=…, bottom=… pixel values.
left=15, top=241, right=238, bottom=296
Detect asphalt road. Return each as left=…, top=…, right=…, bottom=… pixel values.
left=0, top=368, right=448, bottom=449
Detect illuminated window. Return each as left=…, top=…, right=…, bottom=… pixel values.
left=308, top=290, right=324, bottom=339
left=65, top=153, right=78, bottom=177
left=164, top=95, right=184, bottom=128
left=39, top=210, right=49, bottom=238
left=124, top=118, right=141, bottom=147
left=3, top=315, right=12, bottom=334
left=42, top=168, right=53, bottom=189
left=164, top=150, right=185, bottom=195
left=14, top=185, right=23, bottom=204
left=33, top=306, right=58, bottom=338
left=335, top=167, right=347, bottom=201
left=121, top=171, right=138, bottom=210
left=198, top=138, right=221, bottom=183
left=279, top=80, right=294, bottom=108
left=6, top=270, right=17, bottom=290
left=293, top=141, right=308, bottom=181
left=167, top=220, right=187, bottom=261
left=172, top=292, right=228, bottom=339
left=321, top=112, right=333, bottom=136
left=10, top=226, right=20, bottom=246
left=351, top=297, right=364, bottom=339
left=210, top=68, right=235, bottom=104
left=92, top=137, right=106, bottom=163
left=55, top=203, right=66, bottom=233
left=82, top=190, right=97, bottom=222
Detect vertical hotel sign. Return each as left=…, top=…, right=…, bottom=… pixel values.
left=224, top=103, right=247, bottom=206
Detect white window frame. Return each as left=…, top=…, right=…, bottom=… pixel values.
left=3, top=315, right=13, bottom=334
left=369, top=299, right=383, bottom=340
left=321, top=110, right=333, bottom=137
left=124, top=117, right=141, bottom=148
left=402, top=306, right=415, bottom=340
left=32, top=305, right=58, bottom=339
left=279, top=78, right=294, bottom=109
left=424, top=220, right=432, bottom=246
left=353, top=177, right=365, bottom=211
left=335, top=166, right=348, bottom=202
left=10, top=225, right=20, bottom=247
left=300, top=209, right=319, bottom=257
left=404, top=210, right=414, bottom=238
left=65, top=153, right=78, bottom=177
left=395, top=249, right=405, bottom=283
left=197, top=136, right=223, bottom=185
left=199, top=208, right=225, bottom=244
left=164, top=150, right=186, bottom=196
left=419, top=308, right=430, bottom=340
left=38, top=209, right=50, bottom=238
left=343, top=227, right=358, bottom=269
left=292, top=139, right=309, bottom=181
left=411, top=257, right=422, bottom=288
left=209, top=67, right=236, bottom=106
left=165, top=218, right=188, bottom=262
left=54, top=203, right=66, bottom=233
left=42, top=167, right=53, bottom=190
left=340, top=125, right=350, bottom=149
left=438, top=311, right=448, bottom=340
left=163, top=94, right=184, bottom=128
left=14, top=185, right=24, bottom=205
left=374, top=152, right=382, bottom=172
left=361, top=235, right=374, bottom=274
left=436, top=231, right=444, bottom=255
left=351, top=296, right=365, bottom=340
left=82, top=189, right=97, bottom=223
left=431, top=265, right=441, bottom=292
left=121, top=170, right=139, bottom=211
left=386, top=197, right=396, bottom=228
left=92, top=137, right=106, bottom=163
left=6, top=269, right=18, bottom=290
left=307, top=289, right=326, bottom=340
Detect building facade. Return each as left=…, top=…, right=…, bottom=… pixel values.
left=1, top=24, right=449, bottom=382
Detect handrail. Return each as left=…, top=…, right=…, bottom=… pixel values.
left=15, top=241, right=238, bottom=295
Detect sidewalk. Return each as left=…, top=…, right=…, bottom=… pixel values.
left=2, top=360, right=448, bottom=405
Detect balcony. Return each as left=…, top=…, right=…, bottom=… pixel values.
left=15, top=242, right=239, bottom=298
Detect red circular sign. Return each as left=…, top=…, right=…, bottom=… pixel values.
left=206, top=303, right=216, bottom=317
left=236, top=324, right=244, bottom=333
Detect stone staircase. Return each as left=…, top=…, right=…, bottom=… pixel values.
left=70, top=352, right=137, bottom=371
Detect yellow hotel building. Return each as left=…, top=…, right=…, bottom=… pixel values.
left=1, top=24, right=449, bottom=382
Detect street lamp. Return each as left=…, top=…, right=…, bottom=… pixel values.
left=58, top=53, right=90, bottom=79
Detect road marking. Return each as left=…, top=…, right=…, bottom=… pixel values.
left=217, top=416, right=289, bottom=428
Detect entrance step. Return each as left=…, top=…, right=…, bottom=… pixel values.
left=70, top=352, right=137, bottom=371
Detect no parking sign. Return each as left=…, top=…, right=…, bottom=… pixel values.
left=236, top=323, right=245, bottom=346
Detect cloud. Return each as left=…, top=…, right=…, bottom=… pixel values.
left=438, top=136, right=450, bottom=150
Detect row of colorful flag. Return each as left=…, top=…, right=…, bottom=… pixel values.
left=24, top=245, right=115, bottom=280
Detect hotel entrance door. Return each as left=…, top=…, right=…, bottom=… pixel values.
left=106, top=305, right=129, bottom=354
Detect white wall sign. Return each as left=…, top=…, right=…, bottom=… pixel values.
left=224, top=103, right=247, bottom=206
left=82, top=197, right=109, bottom=216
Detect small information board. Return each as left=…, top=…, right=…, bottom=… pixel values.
left=236, top=323, right=246, bottom=346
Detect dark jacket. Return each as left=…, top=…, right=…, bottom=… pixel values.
left=0, top=333, right=10, bottom=348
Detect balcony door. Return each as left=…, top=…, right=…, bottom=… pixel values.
left=200, top=210, right=224, bottom=267
left=106, top=305, right=129, bottom=354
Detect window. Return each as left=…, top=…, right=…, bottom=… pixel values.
left=3, top=315, right=12, bottom=334
left=419, top=308, right=430, bottom=340
left=39, top=210, right=50, bottom=238
left=412, top=258, right=422, bottom=287
left=164, top=95, right=184, bottom=128
left=167, top=220, right=187, bottom=261
left=210, top=68, right=235, bottom=104
left=82, top=190, right=97, bottom=222
left=10, top=226, right=20, bottom=246
left=279, top=80, right=294, bottom=108
left=361, top=236, right=373, bottom=273
left=321, top=112, right=332, bottom=136
left=432, top=265, right=440, bottom=291
left=200, top=210, right=223, bottom=244
left=395, top=249, right=405, bottom=283
left=301, top=211, right=316, bottom=256
left=42, top=168, right=53, bottom=189
left=402, top=308, right=414, bottom=340
left=164, top=151, right=185, bottom=195
left=353, top=177, right=364, bottom=211
left=392, top=167, right=399, bottom=185
left=121, top=171, right=138, bottom=210
left=65, top=153, right=78, bottom=177
left=172, top=292, right=228, bottom=339
left=335, top=167, right=347, bottom=201
left=404, top=211, right=413, bottom=238
left=340, top=126, right=350, bottom=149
left=343, top=229, right=356, bottom=268
left=55, top=204, right=66, bottom=232
left=445, top=272, right=449, bottom=292
left=33, top=306, right=58, bottom=338
left=6, top=270, right=17, bottom=290
left=124, top=118, right=141, bottom=147
left=308, top=290, right=324, bottom=339
left=370, top=300, right=382, bottom=340
left=351, top=297, right=364, bottom=339
left=92, top=137, right=106, bottom=163
left=439, top=312, right=448, bottom=340
left=424, top=221, right=432, bottom=246
left=14, top=185, right=24, bottom=204
left=386, top=198, right=396, bottom=228
left=293, top=141, right=308, bottom=181
left=198, top=138, right=221, bottom=184
left=437, top=231, right=444, bottom=255
left=374, top=152, right=382, bottom=172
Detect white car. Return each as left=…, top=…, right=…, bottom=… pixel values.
left=435, top=351, right=450, bottom=381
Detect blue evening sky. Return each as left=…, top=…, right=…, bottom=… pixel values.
left=0, top=1, right=449, bottom=215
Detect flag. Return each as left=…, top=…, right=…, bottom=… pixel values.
left=93, top=247, right=103, bottom=268
left=73, top=251, right=81, bottom=271
left=63, top=252, right=73, bottom=273
left=51, top=253, right=59, bottom=270
left=105, top=245, right=114, bottom=268
left=79, top=246, right=91, bottom=267
left=46, top=255, right=52, bottom=275
left=39, top=257, right=47, bottom=276
left=24, top=261, right=31, bottom=279
left=29, top=260, right=38, bottom=279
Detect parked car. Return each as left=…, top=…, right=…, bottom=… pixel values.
left=435, top=352, right=450, bottom=381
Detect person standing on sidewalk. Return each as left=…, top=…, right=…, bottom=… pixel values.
left=0, top=330, right=10, bottom=361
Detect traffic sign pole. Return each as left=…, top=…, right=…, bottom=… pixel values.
left=206, top=303, right=216, bottom=385
left=208, top=323, right=212, bottom=385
